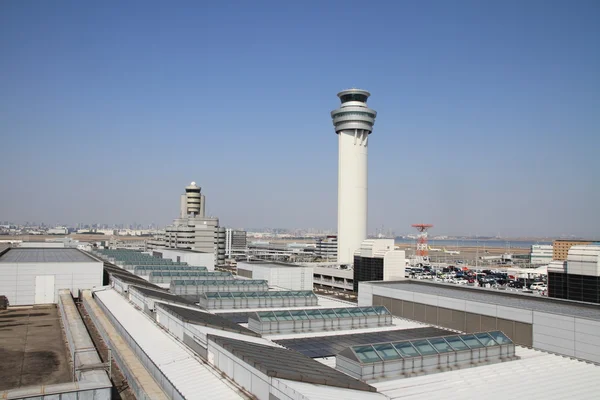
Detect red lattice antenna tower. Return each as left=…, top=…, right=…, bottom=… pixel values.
left=411, top=224, right=434, bottom=257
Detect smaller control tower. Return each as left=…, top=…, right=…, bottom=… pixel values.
left=181, top=182, right=205, bottom=218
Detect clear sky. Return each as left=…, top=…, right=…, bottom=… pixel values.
left=1, top=1, right=599, bottom=237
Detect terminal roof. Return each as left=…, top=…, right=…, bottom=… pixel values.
left=159, top=303, right=260, bottom=337
left=0, top=248, right=97, bottom=263
left=130, top=285, right=197, bottom=306
left=373, top=281, right=600, bottom=321
left=275, top=327, right=452, bottom=358
left=208, top=335, right=377, bottom=392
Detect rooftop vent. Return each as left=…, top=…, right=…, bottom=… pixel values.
left=336, top=331, right=517, bottom=381
left=198, top=290, right=319, bottom=310
left=248, top=306, right=392, bottom=335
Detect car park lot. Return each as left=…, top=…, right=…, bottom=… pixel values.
left=404, top=266, right=548, bottom=296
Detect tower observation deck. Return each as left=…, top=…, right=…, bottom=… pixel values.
left=331, top=89, right=377, bottom=264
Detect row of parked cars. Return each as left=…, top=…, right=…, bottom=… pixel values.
left=405, top=266, right=548, bottom=292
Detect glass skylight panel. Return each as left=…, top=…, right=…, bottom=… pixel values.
left=257, top=312, right=278, bottom=322
left=489, top=331, right=513, bottom=345
left=474, top=333, right=498, bottom=347
left=393, top=341, right=421, bottom=357
left=361, top=307, right=379, bottom=316
left=373, top=306, right=388, bottom=315
left=428, top=337, right=454, bottom=353
left=289, top=310, right=309, bottom=320
left=459, top=334, right=485, bottom=349
left=320, top=309, right=339, bottom=318
left=220, top=292, right=234, bottom=298
left=306, top=309, right=323, bottom=319
left=336, top=308, right=352, bottom=318
left=354, top=346, right=382, bottom=363
left=274, top=311, right=293, bottom=321
left=246, top=292, right=260, bottom=297
left=373, top=343, right=402, bottom=360
left=443, top=336, right=470, bottom=351
left=349, top=308, right=366, bottom=317
left=411, top=340, right=438, bottom=356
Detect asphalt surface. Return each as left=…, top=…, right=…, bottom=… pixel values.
left=0, top=305, right=71, bottom=391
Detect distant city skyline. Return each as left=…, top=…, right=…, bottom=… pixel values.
left=0, top=220, right=591, bottom=241
left=1, top=2, right=599, bottom=238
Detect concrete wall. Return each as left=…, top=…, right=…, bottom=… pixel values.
left=19, top=242, right=65, bottom=248
left=360, top=282, right=600, bottom=364
left=383, top=250, right=406, bottom=281
left=237, top=263, right=313, bottom=291
left=0, top=261, right=103, bottom=305
left=156, top=249, right=215, bottom=271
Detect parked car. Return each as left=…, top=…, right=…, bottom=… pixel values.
left=530, top=282, right=547, bottom=291
left=508, top=280, right=524, bottom=289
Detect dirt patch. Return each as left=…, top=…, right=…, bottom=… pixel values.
left=0, top=306, right=71, bottom=391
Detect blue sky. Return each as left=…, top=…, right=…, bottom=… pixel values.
left=1, top=1, right=599, bottom=237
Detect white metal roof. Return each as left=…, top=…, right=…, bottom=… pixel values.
left=275, top=378, right=386, bottom=400
left=188, top=323, right=284, bottom=348
left=94, top=289, right=247, bottom=400
left=372, top=347, right=600, bottom=399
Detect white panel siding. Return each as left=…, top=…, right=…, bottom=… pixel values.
left=357, top=282, right=373, bottom=306
left=413, top=293, right=439, bottom=307
left=465, top=300, right=497, bottom=317
left=497, top=305, right=533, bottom=324
left=0, top=261, right=103, bottom=305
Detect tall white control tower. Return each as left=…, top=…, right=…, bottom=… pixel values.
left=331, top=89, right=377, bottom=264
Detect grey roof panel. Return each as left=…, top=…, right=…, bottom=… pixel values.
left=275, top=327, right=452, bottom=358
left=372, top=281, right=600, bottom=321
left=104, top=263, right=163, bottom=290
left=0, top=248, right=98, bottom=263
left=213, top=312, right=255, bottom=324
left=159, top=303, right=260, bottom=337
left=130, top=285, right=197, bottom=306
left=207, top=335, right=376, bottom=392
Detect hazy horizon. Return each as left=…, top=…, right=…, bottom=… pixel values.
left=1, top=2, right=599, bottom=238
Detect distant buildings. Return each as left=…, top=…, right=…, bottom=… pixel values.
left=225, top=229, right=247, bottom=258
left=553, top=239, right=596, bottom=261
left=530, top=244, right=553, bottom=265
left=352, top=239, right=405, bottom=292
left=316, top=235, right=338, bottom=261
left=147, top=182, right=246, bottom=267
left=548, top=244, right=600, bottom=304
left=47, top=226, right=68, bottom=235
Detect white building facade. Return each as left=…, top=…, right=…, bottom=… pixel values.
left=0, top=248, right=103, bottom=305
left=530, top=244, right=553, bottom=265
left=237, top=261, right=313, bottom=290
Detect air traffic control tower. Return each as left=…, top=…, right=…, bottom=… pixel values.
left=331, top=89, right=377, bottom=264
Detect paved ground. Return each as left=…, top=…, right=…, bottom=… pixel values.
left=0, top=305, right=71, bottom=391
